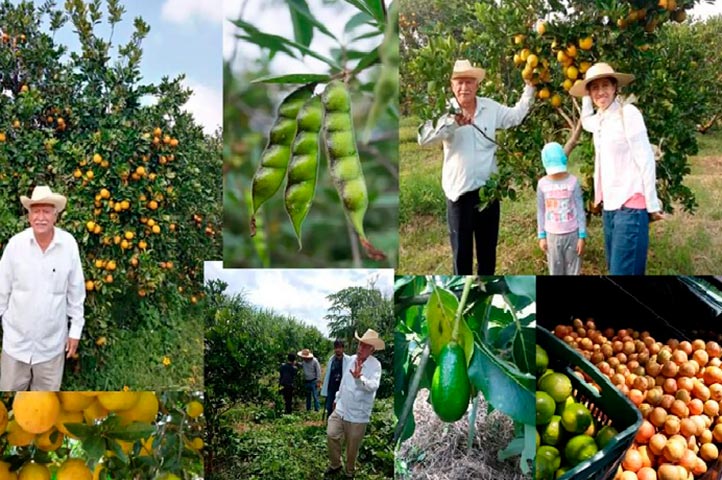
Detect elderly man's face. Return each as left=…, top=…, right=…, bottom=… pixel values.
left=357, top=341, right=375, bottom=361
left=451, top=77, right=479, bottom=106
left=588, top=77, right=616, bottom=111
left=29, top=204, right=57, bottom=237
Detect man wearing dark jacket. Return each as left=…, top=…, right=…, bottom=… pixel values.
left=279, top=353, right=298, bottom=414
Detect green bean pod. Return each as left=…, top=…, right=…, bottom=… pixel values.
left=362, top=1, right=399, bottom=142
left=284, top=95, right=322, bottom=249
left=321, top=80, right=386, bottom=261
left=250, top=83, right=315, bottom=236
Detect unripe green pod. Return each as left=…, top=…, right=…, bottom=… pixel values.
left=321, top=81, right=384, bottom=260
left=321, top=80, right=351, bottom=113
left=326, top=131, right=357, bottom=158
left=323, top=112, right=353, bottom=133
left=250, top=83, right=315, bottom=235
left=284, top=95, right=322, bottom=248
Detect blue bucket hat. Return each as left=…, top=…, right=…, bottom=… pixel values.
left=542, top=142, right=567, bottom=175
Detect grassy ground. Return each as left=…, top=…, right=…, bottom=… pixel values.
left=63, top=312, right=204, bottom=390
left=211, top=398, right=394, bottom=480
left=399, top=117, right=722, bottom=274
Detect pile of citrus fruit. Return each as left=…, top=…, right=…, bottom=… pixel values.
left=0, top=391, right=203, bottom=479
left=554, top=318, right=722, bottom=480
left=536, top=344, right=620, bottom=479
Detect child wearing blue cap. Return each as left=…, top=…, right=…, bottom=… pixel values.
left=536, top=142, right=586, bottom=275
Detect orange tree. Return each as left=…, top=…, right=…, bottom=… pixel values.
left=0, top=391, right=203, bottom=479
left=402, top=0, right=717, bottom=214
left=0, top=1, right=220, bottom=388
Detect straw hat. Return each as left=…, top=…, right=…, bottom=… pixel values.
left=297, top=348, right=314, bottom=359
left=20, top=186, right=67, bottom=213
left=355, top=329, right=385, bottom=351
left=569, top=62, right=635, bottom=97
left=451, top=59, right=485, bottom=82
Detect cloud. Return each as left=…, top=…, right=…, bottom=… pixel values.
left=161, top=0, right=223, bottom=25
left=181, top=80, right=222, bottom=135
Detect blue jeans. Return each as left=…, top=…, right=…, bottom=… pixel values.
left=305, top=380, right=319, bottom=411
left=603, top=207, right=649, bottom=275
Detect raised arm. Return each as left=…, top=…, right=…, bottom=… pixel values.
left=495, top=84, right=535, bottom=129
left=580, top=96, right=599, bottom=133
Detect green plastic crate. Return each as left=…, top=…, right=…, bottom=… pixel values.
left=538, top=326, right=642, bottom=480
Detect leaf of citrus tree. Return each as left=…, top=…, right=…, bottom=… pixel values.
left=286, top=0, right=313, bottom=47
left=251, top=73, right=331, bottom=84
left=467, top=342, right=535, bottom=426
left=286, top=0, right=337, bottom=41
left=64, top=422, right=95, bottom=439
left=504, top=276, right=536, bottom=300
left=107, top=438, right=130, bottom=464
left=107, top=422, right=156, bottom=441
left=425, top=286, right=454, bottom=359
left=83, top=435, right=106, bottom=463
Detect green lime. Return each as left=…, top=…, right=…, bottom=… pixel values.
left=555, top=466, right=569, bottom=478
left=555, top=395, right=574, bottom=416
left=541, top=415, right=563, bottom=446
left=595, top=425, right=618, bottom=450
left=564, top=434, right=598, bottom=466
left=536, top=391, right=556, bottom=425
left=536, top=430, right=541, bottom=448
left=535, top=454, right=555, bottom=480
left=561, top=402, right=592, bottom=434
left=539, top=373, right=573, bottom=403
left=537, top=445, right=561, bottom=471
left=536, top=345, right=549, bottom=375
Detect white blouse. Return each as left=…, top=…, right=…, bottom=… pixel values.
left=581, top=96, right=661, bottom=212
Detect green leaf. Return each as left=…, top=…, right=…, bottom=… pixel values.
left=64, top=422, right=95, bottom=439
left=250, top=73, right=331, bottom=84
left=83, top=435, right=106, bottom=463
left=107, top=438, right=130, bottom=464
left=287, top=0, right=314, bottom=47
left=467, top=343, right=535, bottom=425
left=107, top=422, right=155, bottom=441
left=505, top=276, right=536, bottom=300
left=513, top=325, right=536, bottom=375
left=351, top=48, right=380, bottom=75
left=425, top=285, right=474, bottom=364
left=344, top=11, right=374, bottom=33
left=287, top=0, right=338, bottom=40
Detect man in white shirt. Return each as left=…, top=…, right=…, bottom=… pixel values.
left=418, top=59, right=535, bottom=274
left=325, top=329, right=384, bottom=479
left=0, top=186, right=86, bottom=390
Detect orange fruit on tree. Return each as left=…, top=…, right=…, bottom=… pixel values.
left=56, top=459, right=92, bottom=480
left=97, top=392, right=141, bottom=412
left=13, top=392, right=61, bottom=434
left=17, top=462, right=49, bottom=480
left=578, top=36, right=593, bottom=50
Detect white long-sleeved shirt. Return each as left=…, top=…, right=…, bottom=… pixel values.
left=334, top=353, right=381, bottom=423
left=580, top=96, right=661, bottom=212
left=0, top=227, right=86, bottom=364
left=417, top=85, right=535, bottom=201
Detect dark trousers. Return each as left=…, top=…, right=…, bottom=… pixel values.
left=325, top=388, right=339, bottom=416
left=281, top=385, right=294, bottom=414
left=446, top=190, right=500, bottom=275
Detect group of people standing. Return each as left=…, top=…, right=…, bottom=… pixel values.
left=279, top=329, right=385, bottom=479
left=419, top=59, right=663, bottom=276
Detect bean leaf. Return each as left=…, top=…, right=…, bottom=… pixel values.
left=251, top=73, right=331, bottom=84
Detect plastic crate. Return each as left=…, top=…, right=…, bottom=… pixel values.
left=538, top=326, right=642, bottom=480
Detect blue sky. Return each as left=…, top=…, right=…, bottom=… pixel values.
left=9, top=0, right=222, bottom=134
left=204, top=262, right=394, bottom=336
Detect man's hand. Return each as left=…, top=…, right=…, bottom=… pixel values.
left=539, top=238, right=547, bottom=253
left=524, top=79, right=534, bottom=88
left=66, top=337, right=79, bottom=359
left=577, top=238, right=586, bottom=256
left=332, top=402, right=336, bottom=412
left=317, top=381, right=321, bottom=390
left=350, top=359, right=363, bottom=379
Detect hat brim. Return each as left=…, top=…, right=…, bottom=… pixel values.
left=545, top=165, right=567, bottom=175
left=354, top=334, right=385, bottom=350
left=297, top=350, right=314, bottom=359
left=20, top=194, right=67, bottom=213
left=569, top=72, right=635, bottom=97
left=451, top=68, right=485, bottom=82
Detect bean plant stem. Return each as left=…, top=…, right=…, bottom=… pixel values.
left=451, top=276, right=475, bottom=342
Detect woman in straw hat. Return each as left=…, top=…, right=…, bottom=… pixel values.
left=569, top=62, right=663, bottom=275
